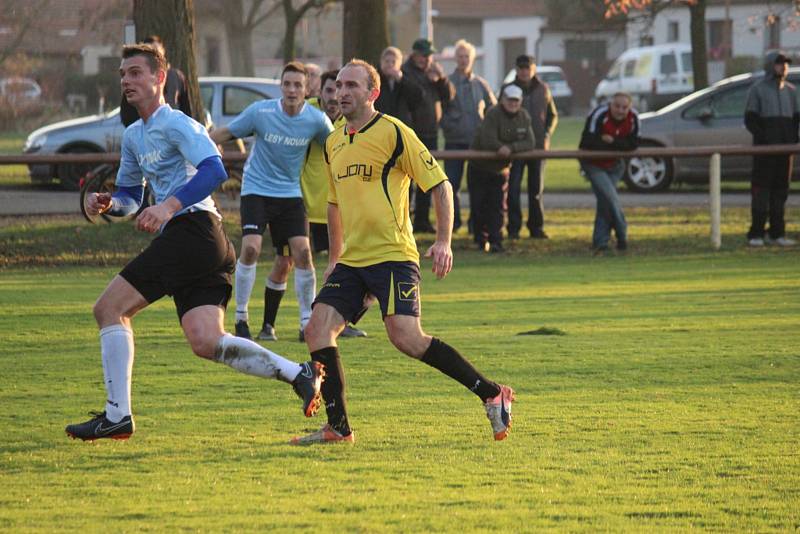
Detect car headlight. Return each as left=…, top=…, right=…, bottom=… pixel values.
left=23, top=133, right=46, bottom=152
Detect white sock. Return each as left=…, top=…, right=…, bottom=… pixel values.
left=100, top=325, right=134, bottom=422
left=294, top=267, right=316, bottom=330
left=214, top=334, right=302, bottom=383
left=235, top=260, right=257, bottom=322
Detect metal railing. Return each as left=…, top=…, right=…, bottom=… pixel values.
left=3, top=143, right=800, bottom=250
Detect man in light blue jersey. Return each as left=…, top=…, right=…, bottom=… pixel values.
left=211, top=62, right=333, bottom=343
left=65, top=44, right=324, bottom=442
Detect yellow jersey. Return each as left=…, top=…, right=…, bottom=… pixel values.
left=301, top=97, right=345, bottom=224
left=324, top=112, right=447, bottom=267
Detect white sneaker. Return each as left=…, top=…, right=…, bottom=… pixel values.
left=774, top=237, right=796, bottom=247
left=748, top=238, right=765, bottom=247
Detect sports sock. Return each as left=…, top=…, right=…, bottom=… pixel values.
left=214, top=333, right=301, bottom=383
left=263, top=278, right=286, bottom=328
left=234, top=260, right=257, bottom=322
left=421, top=337, right=501, bottom=401
left=294, top=267, right=316, bottom=330
left=311, top=347, right=351, bottom=436
left=99, top=325, right=134, bottom=423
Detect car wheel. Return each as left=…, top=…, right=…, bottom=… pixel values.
left=624, top=144, right=674, bottom=192
left=57, top=146, right=100, bottom=191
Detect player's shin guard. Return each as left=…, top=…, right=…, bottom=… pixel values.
left=421, top=337, right=501, bottom=401
left=214, top=333, right=301, bottom=383
left=99, top=325, right=134, bottom=423
left=234, top=260, right=257, bottom=322
left=294, top=267, right=316, bottom=330
left=310, top=347, right=351, bottom=436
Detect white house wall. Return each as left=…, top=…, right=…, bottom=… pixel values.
left=482, top=16, right=546, bottom=89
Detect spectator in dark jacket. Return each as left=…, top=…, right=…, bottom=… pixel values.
left=375, top=46, right=423, bottom=127
left=579, top=93, right=639, bottom=254
left=402, top=38, right=455, bottom=233
left=744, top=51, right=798, bottom=247
left=468, top=85, right=534, bottom=253
left=502, top=54, right=558, bottom=239
left=440, top=39, right=496, bottom=232
left=120, top=35, right=191, bottom=127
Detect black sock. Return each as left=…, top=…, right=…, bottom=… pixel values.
left=310, top=346, right=351, bottom=436
left=263, top=286, right=285, bottom=328
left=421, top=338, right=501, bottom=401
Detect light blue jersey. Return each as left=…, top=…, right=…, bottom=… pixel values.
left=117, top=105, right=220, bottom=217
left=228, top=99, right=333, bottom=197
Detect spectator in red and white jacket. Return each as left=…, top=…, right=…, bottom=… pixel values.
left=579, top=93, right=639, bottom=254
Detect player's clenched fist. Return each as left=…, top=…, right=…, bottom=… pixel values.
left=86, top=192, right=112, bottom=216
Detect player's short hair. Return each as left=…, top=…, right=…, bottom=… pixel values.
left=282, top=61, right=308, bottom=79
left=612, top=92, right=632, bottom=103
left=143, top=34, right=163, bottom=46
left=122, top=43, right=167, bottom=74
left=320, top=69, right=339, bottom=89
left=342, top=59, right=381, bottom=92
left=454, top=39, right=476, bottom=59
left=381, top=46, right=402, bottom=61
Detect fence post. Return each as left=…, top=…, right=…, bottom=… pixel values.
left=709, top=153, right=721, bottom=250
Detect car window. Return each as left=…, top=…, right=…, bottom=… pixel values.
left=539, top=72, right=564, bottom=84
left=635, top=54, right=652, bottom=77
left=681, top=52, right=693, bottom=73
left=200, top=85, right=213, bottom=112
left=711, top=85, right=750, bottom=118
left=623, top=59, right=636, bottom=78
left=605, top=61, right=621, bottom=80
left=660, top=53, right=677, bottom=75
left=223, top=86, right=270, bottom=115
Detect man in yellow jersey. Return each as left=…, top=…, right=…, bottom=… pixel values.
left=299, top=69, right=367, bottom=338
left=291, top=60, right=515, bottom=445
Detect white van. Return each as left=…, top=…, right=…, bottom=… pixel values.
left=594, top=44, right=693, bottom=112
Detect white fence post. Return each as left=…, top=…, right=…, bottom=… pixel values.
left=709, top=153, right=721, bottom=250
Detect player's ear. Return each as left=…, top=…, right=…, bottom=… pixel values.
left=369, top=87, right=380, bottom=101
left=156, top=68, right=167, bottom=85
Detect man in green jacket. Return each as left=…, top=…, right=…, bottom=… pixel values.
left=468, top=85, right=535, bottom=252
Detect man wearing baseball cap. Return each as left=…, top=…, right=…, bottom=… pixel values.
left=501, top=54, right=558, bottom=240
left=744, top=50, right=798, bottom=247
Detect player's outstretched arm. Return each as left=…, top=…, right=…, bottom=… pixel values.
left=424, top=181, right=454, bottom=279
left=209, top=126, right=235, bottom=146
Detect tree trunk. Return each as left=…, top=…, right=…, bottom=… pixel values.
left=133, top=0, right=205, bottom=122
left=342, top=0, right=388, bottom=67
left=689, top=0, right=708, bottom=90
left=222, top=0, right=255, bottom=76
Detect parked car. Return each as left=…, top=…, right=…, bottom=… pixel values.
left=624, top=67, right=800, bottom=192
left=594, top=43, right=693, bottom=113
left=503, top=66, right=574, bottom=115
left=1, top=77, right=43, bottom=115
left=23, top=76, right=281, bottom=190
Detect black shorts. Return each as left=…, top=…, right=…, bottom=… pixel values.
left=314, top=261, right=421, bottom=324
left=120, top=211, right=236, bottom=321
left=240, top=194, right=308, bottom=255
left=309, top=222, right=329, bottom=253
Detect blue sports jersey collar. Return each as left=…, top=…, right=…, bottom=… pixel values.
left=278, top=98, right=307, bottom=118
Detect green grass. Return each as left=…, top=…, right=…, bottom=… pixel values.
left=0, top=131, right=31, bottom=189
left=0, top=209, right=798, bottom=531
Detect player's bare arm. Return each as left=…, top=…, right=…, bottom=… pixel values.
left=209, top=126, right=234, bottom=145
left=424, top=180, right=454, bottom=279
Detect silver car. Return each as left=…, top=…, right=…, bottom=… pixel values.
left=23, top=76, right=281, bottom=190
left=625, top=68, right=800, bottom=192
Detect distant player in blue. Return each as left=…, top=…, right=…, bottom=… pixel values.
left=211, top=62, right=333, bottom=343
left=65, top=44, right=324, bottom=442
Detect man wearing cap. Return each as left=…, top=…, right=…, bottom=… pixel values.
left=402, top=38, right=455, bottom=233
left=467, top=85, right=534, bottom=253
left=502, top=54, right=558, bottom=240
left=743, top=51, right=798, bottom=247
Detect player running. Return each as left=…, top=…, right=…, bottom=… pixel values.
left=292, top=60, right=514, bottom=445
left=65, top=44, right=323, bottom=442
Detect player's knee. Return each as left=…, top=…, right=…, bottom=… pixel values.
left=241, top=244, right=260, bottom=264
left=186, top=331, right=216, bottom=359
left=293, top=247, right=313, bottom=269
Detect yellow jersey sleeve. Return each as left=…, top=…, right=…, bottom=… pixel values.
left=324, top=141, right=337, bottom=206
left=396, top=123, right=448, bottom=193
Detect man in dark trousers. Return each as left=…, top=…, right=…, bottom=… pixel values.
left=579, top=92, right=639, bottom=254
left=744, top=51, right=798, bottom=247
left=402, top=38, right=455, bottom=233
left=468, top=85, right=533, bottom=253
left=502, top=54, right=557, bottom=239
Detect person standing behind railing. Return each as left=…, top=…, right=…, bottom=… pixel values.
left=579, top=92, right=639, bottom=255
left=744, top=51, right=798, bottom=248
left=440, top=39, right=496, bottom=233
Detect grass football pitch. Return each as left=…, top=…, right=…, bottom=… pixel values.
left=0, top=207, right=798, bottom=531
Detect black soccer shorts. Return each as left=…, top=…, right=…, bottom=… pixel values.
left=239, top=194, right=308, bottom=255
left=119, top=210, right=235, bottom=320
left=313, top=261, right=421, bottom=324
